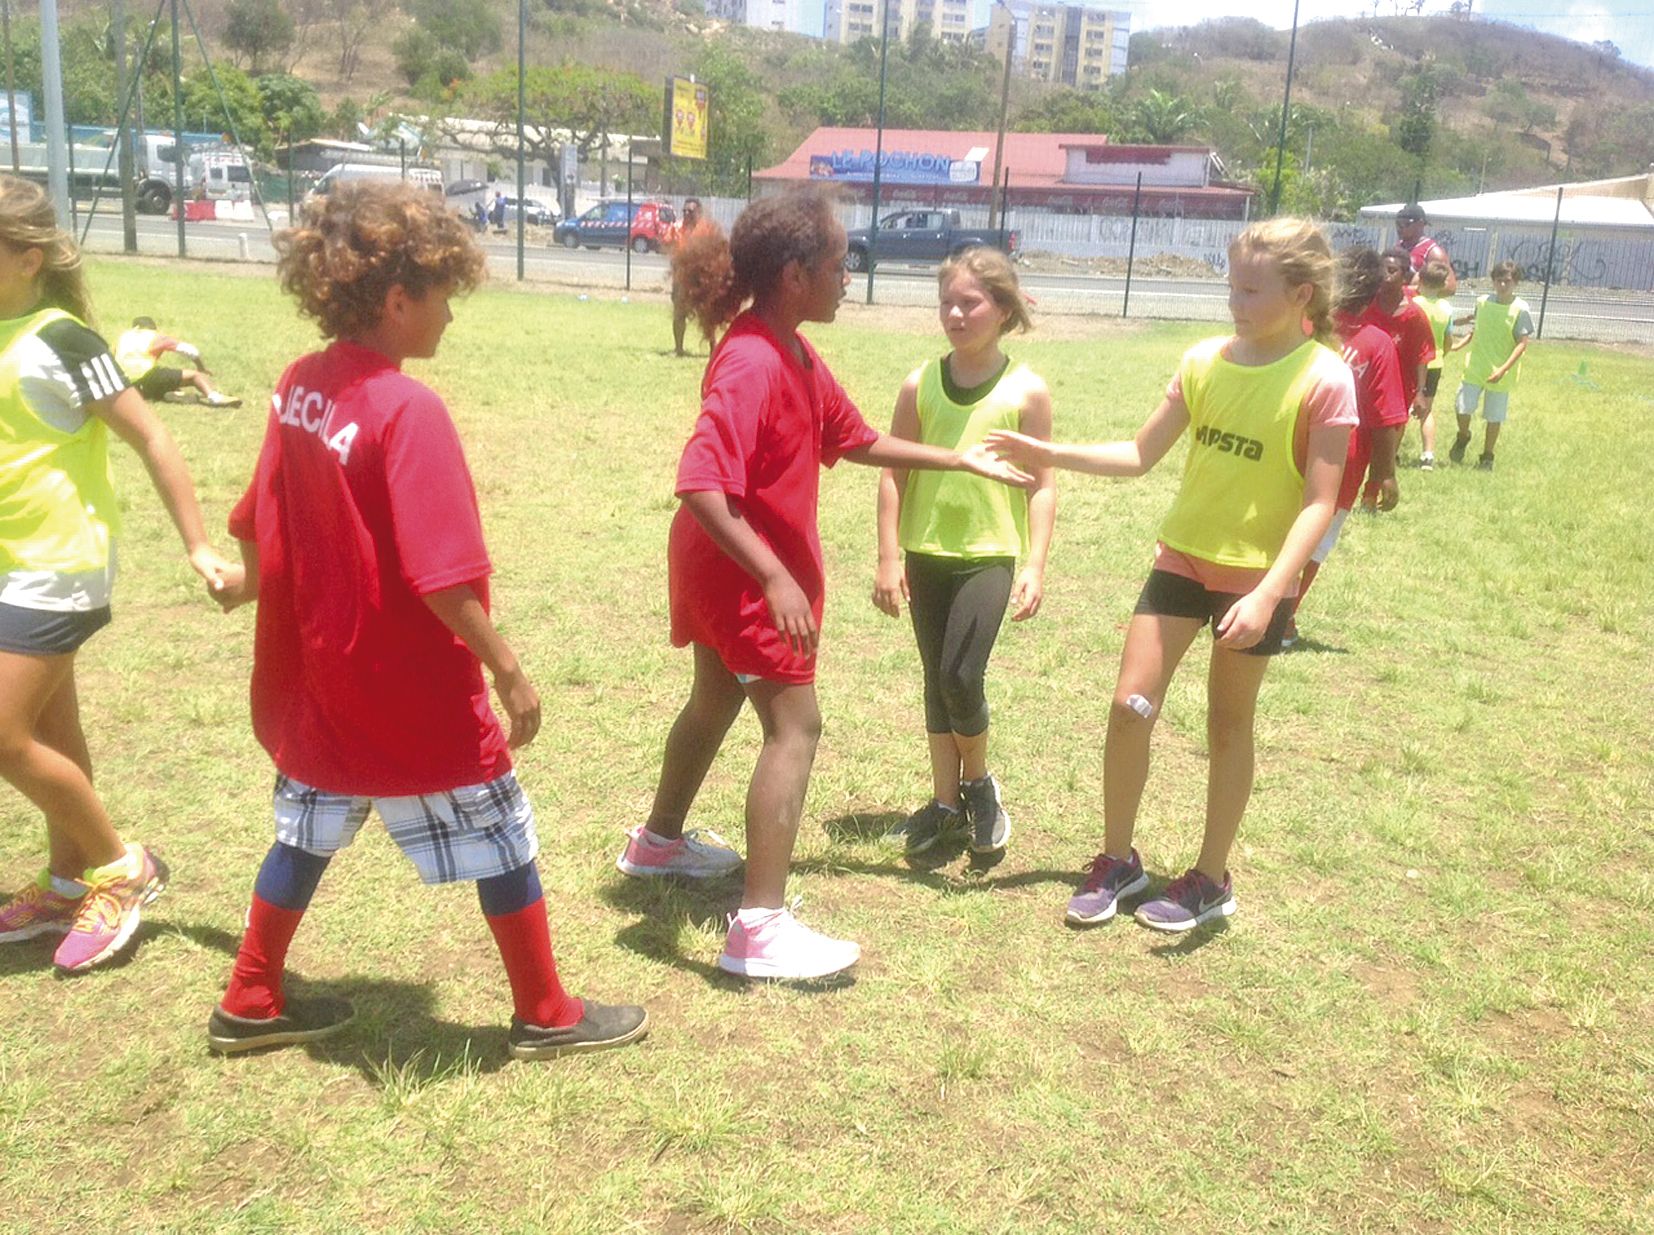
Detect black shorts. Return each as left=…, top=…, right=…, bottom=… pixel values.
left=0, top=602, right=111, bottom=655
left=1133, top=569, right=1292, bottom=657
left=135, top=367, right=187, bottom=399
left=1421, top=368, right=1441, bottom=401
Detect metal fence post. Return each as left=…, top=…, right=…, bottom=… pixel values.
left=1536, top=182, right=1564, bottom=340
left=1122, top=173, right=1143, bottom=319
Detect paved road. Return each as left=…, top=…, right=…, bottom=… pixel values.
left=78, top=212, right=1653, bottom=344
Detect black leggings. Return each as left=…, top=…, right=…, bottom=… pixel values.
left=906, top=552, right=1014, bottom=737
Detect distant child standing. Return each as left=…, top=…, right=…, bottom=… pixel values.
left=1411, top=259, right=1456, bottom=470
left=1288, top=246, right=1407, bottom=645
left=616, top=188, right=1029, bottom=980
left=1451, top=261, right=1533, bottom=471
left=208, top=183, right=647, bottom=1059
left=872, top=248, right=1055, bottom=857
left=1360, top=249, right=1436, bottom=480
left=989, top=218, right=1354, bottom=932
left=0, top=176, right=233, bottom=970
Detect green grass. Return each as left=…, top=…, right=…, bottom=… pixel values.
left=1, top=258, right=1651, bottom=1233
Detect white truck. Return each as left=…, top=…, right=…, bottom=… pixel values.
left=11, top=130, right=198, bottom=214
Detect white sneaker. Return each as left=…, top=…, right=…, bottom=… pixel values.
left=717, top=908, right=860, bottom=980
left=615, top=825, right=743, bottom=879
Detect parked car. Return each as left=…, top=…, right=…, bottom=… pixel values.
left=309, top=162, right=443, bottom=198
left=501, top=195, right=558, bottom=227
left=844, top=208, right=1020, bottom=271
left=553, top=199, right=677, bottom=252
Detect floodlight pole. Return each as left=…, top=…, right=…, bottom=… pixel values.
left=3, top=0, right=19, bottom=173
left=864, top=0, right=891, bottom=306
left=113, top=0, right=138, bottom=252
left=1267, top=0, right=1301, bottom=216
left=171, top=0, right=185, bottom=256
left=39, top=0, right=69, bottom=225
left=988, top=0, right=1013, bottom=230
left=515, top=0, right=525, bottom=281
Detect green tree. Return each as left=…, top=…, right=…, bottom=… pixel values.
left=691, top=40, right=774, bottom=194
left=456, top=63, right=656, bottom=164
left=181, top=65, right=267, bottom=149
left=393, top=26, right=471, bottom=91
left=1394, top=66, right=1438, bottom=160
left=1014, top=88, right=1116, bottom=134
left=223, top=0, right=295, bottom=74
left=405, top=0, right=500, bottom=61
left=257, top=74, right=326, bottom=147
left=1128, top=89, right=1200, bottom=143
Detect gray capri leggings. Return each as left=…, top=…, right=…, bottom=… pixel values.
left=905, top=551, right=1015, bottom=737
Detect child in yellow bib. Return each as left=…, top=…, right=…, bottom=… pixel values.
left=0, top=176, right=234, bottom=973
left=1450, top=260, right=1533, bottom=471
left=873, top=249, right=1055, bottom=859
left=988, top=218, right=1355, bottom=934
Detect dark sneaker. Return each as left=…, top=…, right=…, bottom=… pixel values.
left=962, top=774, right=1010, bottom=854
left=1476, top=454, right=1495, bottom=471
left=1065, top=849, right=1150, bottom=925
left=207, top=995, right=355, bottom=1055
left=1418, top=453, right=1434, bottom=471
left=509, top=1001, right=650, bottom=1060
left=1448, top=433, right=1471, bottom=465
left=1279, top=619, right=1299, bottom=651
left=1135, top=868, right=1235, bottom=933
left=883, top=799, right=961, bottom=855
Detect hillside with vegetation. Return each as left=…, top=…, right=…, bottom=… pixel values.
left=18, top=2, right=1654, bottom=215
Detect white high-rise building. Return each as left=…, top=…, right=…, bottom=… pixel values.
left=706, top=0, right=811, bottom=36
left=823, top=0, right=973, bottom=45
left=976, top=1, right=1130, bottom=90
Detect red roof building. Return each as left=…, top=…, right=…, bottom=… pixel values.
left=757, top=127, right=1257, bottom=219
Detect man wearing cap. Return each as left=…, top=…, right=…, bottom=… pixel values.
left=1397, top=204, right=1457, bottom=295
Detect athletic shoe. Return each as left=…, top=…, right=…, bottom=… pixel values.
left=508, top=1002, right=650, bottom=1060
left=207, top=995, right=356, bottom=1055
left=1065, top=848, right=1150, bottom=925
left=205, top=391, right=242, bottom=409
left=717, top=908, right=860, bottom=980
left=883, top=799, right=962, bottom=855
left=1448, top=433, right=1471, bottom=465
left=615, top=825, right=742, bottom=879
left=1476, top=454, right=1495, bottom=471
left=1279, top=619, right=1299, bottom=652
left=53, top=845, right=168, bottom=972
left=962, top=774, right=1011, bottom=854
left=0, top=870, right=83, bottom=942
left=1418, top=453, right=1435, bottom=471
left=1135, top=868, right=1235, bottom=933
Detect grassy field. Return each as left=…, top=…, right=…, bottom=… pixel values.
left=1, top=259, right=1651, bottom=1234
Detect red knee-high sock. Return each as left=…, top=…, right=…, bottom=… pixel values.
left=1292, top=560, right=1323, bottom=617
left=221, top=894, right=306, bottom=1019
left=484, top=898, right=582, bottom=1029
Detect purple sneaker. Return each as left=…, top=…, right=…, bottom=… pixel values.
left=1135, top=868, right=1235, bottom=933
left=1065, top=849, right=1149, bottom=925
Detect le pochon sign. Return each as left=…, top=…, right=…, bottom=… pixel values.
left=808, top=148, right=983, bottom=185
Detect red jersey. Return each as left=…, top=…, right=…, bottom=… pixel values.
left=1358, top=298, right=1435, bottom=407
left=669, top=311, right=878, bottom=684
left=1409, top=235, right=1445, bottom=274
left=229, top=340, right=509, bottom=796
left=1334, top=317, right=1406, bottom=512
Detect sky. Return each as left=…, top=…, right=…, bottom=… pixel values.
left=1010, top=1, right=1654, bottom=70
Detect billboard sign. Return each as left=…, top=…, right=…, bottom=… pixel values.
left=665, top=77, right=709, bottom=161
left=807, top=149, right=980, bottom=185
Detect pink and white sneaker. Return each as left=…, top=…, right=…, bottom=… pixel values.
left=717, top=907, right=860, bottom=980
left=616, top=825, right=743, bottom=879
left=0, top=870, right=83, bottom=942
left=53, top=844, right=169, bottom=973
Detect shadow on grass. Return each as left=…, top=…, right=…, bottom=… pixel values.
left=821, top=809, right=904, bottom=842
left=1286, top=634, right=1350, bottom=656
left=600, top=877, right=858, bottom=994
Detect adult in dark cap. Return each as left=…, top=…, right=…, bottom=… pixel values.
left=1396, top=203, right=1457, bottom=295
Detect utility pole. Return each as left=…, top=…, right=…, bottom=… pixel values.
left=113, top=0, right=138, bottom=252
left=988, top=1, right=1014, bottom=230
left=39, top=0, right=70, bottom=225
left=2, top=0, right=19, bottom=173
left=1267, top=0, right=1301, bottom=216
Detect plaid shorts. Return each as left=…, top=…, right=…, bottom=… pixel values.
left=272, top=771, right=539, bottom=885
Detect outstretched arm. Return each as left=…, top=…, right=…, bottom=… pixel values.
left=845, top=433, right=1033, bottom=487
left=94, top=386, right=234, bottom=591
left=987, top=392, right=1190, bottom=479
left=423, top=583, right=541, bottom=749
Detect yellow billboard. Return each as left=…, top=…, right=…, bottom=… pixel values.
left=666, top=76, right=709, bottom=161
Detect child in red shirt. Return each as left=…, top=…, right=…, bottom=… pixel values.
left=616, top=188, right=1029, bottom=981
left=1360, top=249, right=1436, bottom=464
left=1288, top=246, right=1408, bottom=645
left=207, top=184, right=646, bottom=1060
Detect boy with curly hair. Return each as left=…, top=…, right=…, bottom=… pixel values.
left=206, top=183, right=648, bottom=1060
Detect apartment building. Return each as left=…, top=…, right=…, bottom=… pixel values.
left=976, top=1, right=1130, bottom=90
left=705, top=0, right=813, bottom=35
left=823, top=0, right=973, bottom=45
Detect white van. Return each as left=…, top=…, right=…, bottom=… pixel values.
left=310, top=162, right=443, bottom=197
left=187, top=147, right=253, bottom=201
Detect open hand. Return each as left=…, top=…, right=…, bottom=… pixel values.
left=982, top=429, right=1054, bottom=473
left=1009, top=567, right=1044, bottom=621
left=764, top=572, right=818, bottom=657
left=960, top=441, right=1034, bottom=488
left=871, top=559, right=908, bottom=618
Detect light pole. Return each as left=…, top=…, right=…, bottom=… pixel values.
left=516, top=0, right=526, bottom=281
left=988, top=0, right=1014, bottom=231
left=1267, top=0, right=1301, bottom=216
left=864, top=0, right=891, bottom=305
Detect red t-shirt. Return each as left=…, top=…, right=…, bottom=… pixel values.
left=229, top=340, right=509, bottom=796
left=1358, top=298, right=1436, bottom=408
left=669, top=311, right=879, bottom=684
left=1334, top=317, right=1407, bottom=511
